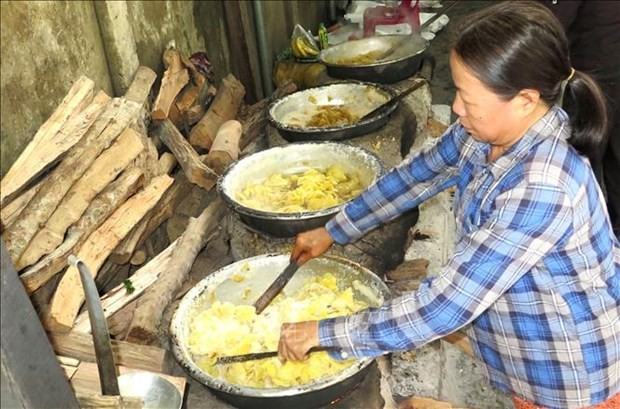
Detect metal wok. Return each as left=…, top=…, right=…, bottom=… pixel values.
left=319, top=35, right=429, bottom=83
left=267, top=81, right=398, bottom=142
left=217, top=142, right=385, bottom=237
left=169, top=254, right=391, bottom=409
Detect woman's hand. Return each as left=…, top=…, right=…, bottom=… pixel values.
left=291, top=227, right=334, bottom=265
left=278, top=321, right=320, bottom=362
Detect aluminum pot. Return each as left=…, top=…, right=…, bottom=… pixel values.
left=218, top=142, right=385, bottom=237
left=318, top=35, right=428, bottom=83
left=169, top=254, right=391, bottom=409
left=267, top=82, right=397, bottom=142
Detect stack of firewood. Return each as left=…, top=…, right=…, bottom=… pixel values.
left=0, top=43, right=296, bottom=351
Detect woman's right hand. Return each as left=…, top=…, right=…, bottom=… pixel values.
left=291, top=227, right=334, bottom=265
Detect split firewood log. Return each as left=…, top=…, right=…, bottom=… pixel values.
left=0, top=77, right=97, bottom=206
left=73, top=239, right=179, bottom=334
left=109, top=152, right=179, bottom=265
left=17, top=128, right=145, bottom=270
left=125, top=197, right=225, bottom=345
left=442, top=331, right=474, bottom=357
left=386, top=258, right=429, bottom=281
left=181, top=85, right=217, bottom=129
left=189, top=74, right=245, bottom=149
left=398, top=396, right=456, bottom=409
left=152, top=118, right=218, bottom=190
left=2, top=67, right=156, bottom=264
left=109, top=179, right=188, bottom=265
left=47, top=331, right=173, bottom=374
left=151, top=48, right=189, bottom=121
left=45, top=174, right=174, bottom=332
left=3, top=97, right=125, bottom=264
left=20, top=167, right=144, bottom=294
left=0, top=177, right=44, bottom=230
left=203, top=120, right=242, bottom=174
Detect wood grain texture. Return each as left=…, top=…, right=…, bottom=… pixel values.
left=153, top=118, right=218, bottom=190
left=18, top=128, right=144, bottom=270
left=47, top=331, right=173, bottom=374
left=189, top=74, right=245, bottom=149
left=73, top=239, right=178, bottom=334
left=0, top=76, right=96, bottom=206
left=20, top=168, right=144, bottom=294
left=45, top=175, right=174, bottom=331
left=126, top=198, right=225, bottom=345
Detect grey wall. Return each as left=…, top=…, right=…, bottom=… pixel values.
left=0, top=0, right=328, bottom=177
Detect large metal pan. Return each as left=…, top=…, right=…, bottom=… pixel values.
left=218, top=142, right=385, bottom=237
left=267, top=82, right=397, bottom=142
left=319, top=35, right=428, bottom=83
left=170, top=254, right=391, bottom=409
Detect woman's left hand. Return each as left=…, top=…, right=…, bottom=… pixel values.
left=278, top=321, right=320, bottom=362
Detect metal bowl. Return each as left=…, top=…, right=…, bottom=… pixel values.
left=170, top=253, right=391, bottom=409
left=267, top=82, right=397, bottom=142
left=118, top=372, right=182, bottom=409
left=218, top=142, right=385, bottom=237
left=319, top=35, right=428, bottom=83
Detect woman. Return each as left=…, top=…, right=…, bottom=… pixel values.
left=277, top=2, right=620, bottom=409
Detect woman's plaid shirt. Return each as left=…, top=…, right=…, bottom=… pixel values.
left=318, top=106, right=620, bottom=408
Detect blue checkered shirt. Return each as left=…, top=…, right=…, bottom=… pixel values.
left=318, top=106, right=620, bottom=408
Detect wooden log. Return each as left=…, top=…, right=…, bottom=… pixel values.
left=129, top=129, right=160, bottom=185
left=71, top=362, right=185, bottom=399
left=123, top=66, right=157, bottom=105
left=2, top=97, right=141, bottom=264
left=442, top=331, right=474, bottom=357
left=398, top=396, right=457, bottom=409
left=0, top=76, right=96, bottom=206
left=47, top=331, right=173, bottom=374
left=75, top=394, right=142, bottom=409
left=108, top=300, right=137, bottom=339
left=18, top=128, right=145, bottom=270
left=95, top=259, right=131, bottom=295
left=108, top=153, right=179, bottom=265
left=0, top=177, right=44, bottom=230
left=73, top=240, right=179, bottom=334
left=109, top=180, right=187, bottom=265
left=45, top=175, right=174, bottom=332
left=204, top=120, right=242, bottom=174
left=20, top=168, right=144, bottom=294
left=153, top=118, right=218, bottom=190
left=151, top=49, right=189, bottom=120
left=126, top=198, right=225, bottom=345
left=386, top=258, right=429, bottom=281
left=181, top=85, right=217, bottom=129
left=189, top=74, right=245, bottom=149
left=129, top=248, right=147, bottom=266
left=157, top=152, right=177, bottom=175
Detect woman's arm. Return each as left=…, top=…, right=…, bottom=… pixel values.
left=319, top=181, right=573, bottom=358
left=327, top=122, right=470, bottom=244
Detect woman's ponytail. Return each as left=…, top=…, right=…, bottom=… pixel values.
left=563, top=70, right=608, bottom=161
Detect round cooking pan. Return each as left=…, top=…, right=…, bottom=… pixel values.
left=319, top=35, right=428, bottom=84
left=217, top=142, right=385, bottom=237
left=267, top=81, right=397, bottom=142
left=169, top=254, right=391, bottom=409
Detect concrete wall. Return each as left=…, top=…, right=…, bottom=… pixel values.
left=0, top=0, right=328, bottom=178
left=0, top=1, right=113, bottom=178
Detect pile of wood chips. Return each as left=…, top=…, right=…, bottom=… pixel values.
left=0, top=45, right=296, bottom=405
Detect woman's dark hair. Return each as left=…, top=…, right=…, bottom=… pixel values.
left=452, top=1, right=607, bottom=160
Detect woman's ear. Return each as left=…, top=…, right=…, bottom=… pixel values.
left=513, top=88, right=541, bottom=117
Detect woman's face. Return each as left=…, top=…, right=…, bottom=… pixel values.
left=450, top=51, right=524, bottom=147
